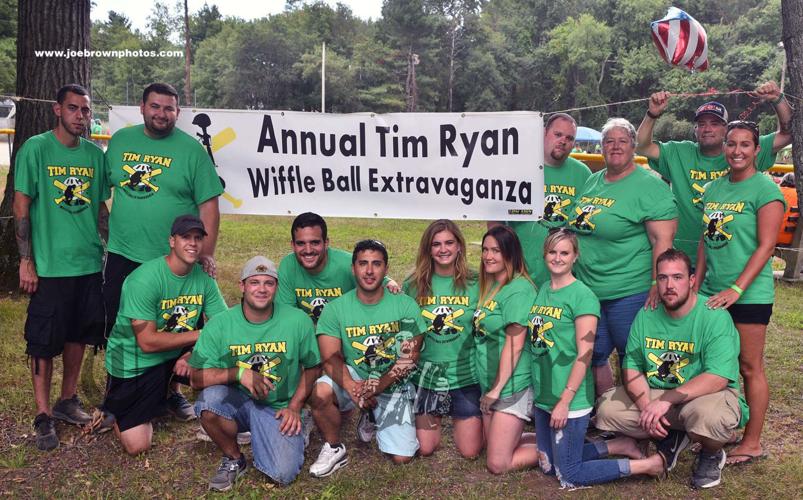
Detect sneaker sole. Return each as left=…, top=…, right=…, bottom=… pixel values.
left=51, top=410, right=91, bottom=426
left=310, top=457, right=348, bottom=478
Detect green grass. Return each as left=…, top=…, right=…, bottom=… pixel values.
left=0, top=215, right=801, bottom=497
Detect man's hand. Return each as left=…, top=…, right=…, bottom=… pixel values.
left=648, top=91, right=671, bottom=117
left=639, top=398, right=672, bottom=439
left=199, top=254, right=217, bottom=278
left=752, top=81, right=782, bottom=102
left=349, top=380, right=377, bottom=409
left=385, top=279, right=402, bottom=294
left=173, top=352, right=192, bottom=378
left=19, top=258, right=38, bottom=295
left=275, top=406, right=302, bottom=436
left=240, top=369, right=274, bottom=400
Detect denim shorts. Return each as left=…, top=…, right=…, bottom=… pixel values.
left=317, top=366, right=419, bottom=457
left=195, top=385, right=305, bottom=485
left=413, top=383, right=482, bottom=419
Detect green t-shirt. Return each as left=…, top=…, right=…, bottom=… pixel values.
left=700, top=172, right=785, bottom=304
left=189, top=303, right=320, bottom=409
left=105, top=125, right=224, bottom=263
left=529, top=279, right=600, bottom=412
left=649, top=134, right=776, bottom=265
left=13, top=132, right=108, bottom=277
left=276, top=248, right=356, bottom=323
left=623, top=295, right=748, bottom=426
left=316, top=289, right=425, bottom=393
left=105, top=257, right=227, bottom=378
left=570, top=167, right=677, bottom=301
left=509, top=156, right=592, bottom=287
left=472, top=276, right=535, bottom=397
left=404, top=274, right=479, bottom=390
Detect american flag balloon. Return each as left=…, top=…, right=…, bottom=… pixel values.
left=651, top=7, right=709, bottom=72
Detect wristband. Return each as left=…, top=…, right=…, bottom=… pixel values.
left=646, top=110, right=662, bottom=120
left=237, top=366, right=245, bottom=382
left=730, top=284, right=744, bottom=296
left=771, top=95, right=784, bottom=105
left=651, top=279, right=657, bottom=286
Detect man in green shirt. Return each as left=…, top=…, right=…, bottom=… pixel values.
left=636, top=81, right=792, bottom=265
left=189, top=256, right=321, bottom=490
left=308, top=240, right=426, bottom=477
left=492, top=113, right=592, bottom=286
left=104, top=82, right=224, bottom=420
left=104, top=215, right=227, bottom=456
left=277, top=212, right=400, bottom=322
left=595, top=249, right=745, bottom=489
left=14, top=84, right=108, bottom=451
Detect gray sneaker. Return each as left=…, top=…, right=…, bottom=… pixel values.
left=167, top=391, right=196, bottom=421
left=52, top=395, right=92, bottom=425
left=692, top=448, right=726, bottom=489
left=208, top=455, right=247, bottom=491
left=357, top=410, right=376, bottom=443
left=196, top=425, right=251, bottom=445
left=33, top=413, right=59, bottom=451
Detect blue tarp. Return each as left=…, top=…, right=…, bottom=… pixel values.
left=576, top=126, right=601, bottom=142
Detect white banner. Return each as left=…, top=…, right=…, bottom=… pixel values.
left=110, top=107, right=544, bottom=220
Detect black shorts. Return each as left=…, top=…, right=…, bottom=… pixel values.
left=727, top=303, right=773, bottom=326
left=102, top=252, right=141, bottom=336
left=104, top=359, right=177, bottom=432
left=25, top=273, right=105, bottom=358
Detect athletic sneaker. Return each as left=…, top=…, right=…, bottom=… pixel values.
left=196, top=425, right=251, bottom=445
left=357, top=410, right=376, bottom=443
left=301, top=408, right=313, bottom=448
left=166, top=391, right=196, bottom=421
left=52, top=395, right=92, bottom=425
left=33, top=413, right=59, bottom=451
left=656, top=430, right=690, bottom=472
left=691, top=448, right=726, bottom=489
left=208, top=454, right=247, bottom=492
left=309, top=443, right=348, bottom=478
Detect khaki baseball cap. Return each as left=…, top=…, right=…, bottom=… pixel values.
left=240, top=256, right=278, bottom=281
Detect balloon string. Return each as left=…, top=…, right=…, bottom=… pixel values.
left=548, top=89, right=801, bottom=115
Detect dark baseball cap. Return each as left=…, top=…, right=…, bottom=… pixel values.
left=694, top=102, right=728, bottom=123
left=170, top=214, right=207, bottom=236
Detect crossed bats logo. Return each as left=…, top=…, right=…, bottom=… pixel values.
left=53, top=177, right=91, bottom=206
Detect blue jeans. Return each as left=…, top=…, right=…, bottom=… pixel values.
left=533, top=407, right=629, bottom=487
left=592, top=292, right=649, bottom=367
left=195, top=385, right=305, bottom=485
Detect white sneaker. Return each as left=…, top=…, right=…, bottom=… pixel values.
left=357, top=410, right=376, bottom=443
left=196, top=425, right=252, bottom=445
left=309, top=442, right=348, bottom=477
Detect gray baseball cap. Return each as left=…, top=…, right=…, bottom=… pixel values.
left=240, top=256, right=278, bottom=281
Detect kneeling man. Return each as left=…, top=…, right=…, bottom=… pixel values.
left=595, top=249, right=746, bottom=489
left=104, top=215, right=227, bottom=455
left=190, top=256, right=320, bottom=490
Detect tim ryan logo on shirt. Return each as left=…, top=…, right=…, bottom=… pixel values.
left=159, top=294, right=204, bottom=332
left=118, top=152, right=173, bottom=199
left=48, top=165, right=95, bottom=214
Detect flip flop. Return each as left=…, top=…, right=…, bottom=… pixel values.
left=725, top=452, right=769, bottom=466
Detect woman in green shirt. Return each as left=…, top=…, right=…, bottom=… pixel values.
left=695, top=121, right=785, bottom=465
left=569, top=118, right=677, bottom=397
left=405, top=220, right=482, bottom=459
left=473, top=225, right=538, bottom=474
left=531, top=229, right=665, bottom=486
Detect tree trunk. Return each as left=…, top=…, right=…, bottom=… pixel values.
left=781, top=0, right=803, bottom=280
left=0, top=0, right=91, bottom=292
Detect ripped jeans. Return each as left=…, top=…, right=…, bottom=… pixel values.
left=533, top=407, right=630, bottom=487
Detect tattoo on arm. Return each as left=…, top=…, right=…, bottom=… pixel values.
left=98, top=204, right=110, bottom=243
left=15, top=216, right=32, bottom=259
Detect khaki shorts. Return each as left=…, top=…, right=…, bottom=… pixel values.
left=594, top=386, right=741, bottom=443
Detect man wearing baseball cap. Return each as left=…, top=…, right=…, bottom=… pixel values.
left=103, top=214, right=227, bottom=455
left=190, top=256, right=321, bottom=491
left=636, top=81, right=792, bottom=266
